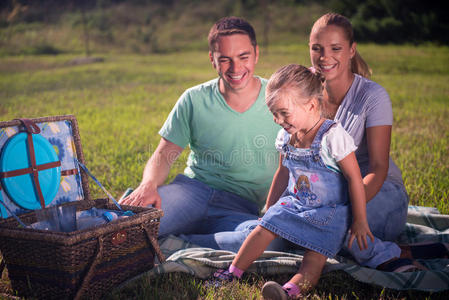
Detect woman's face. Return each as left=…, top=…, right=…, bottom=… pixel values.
left=309, top=25, right=355, bottom=82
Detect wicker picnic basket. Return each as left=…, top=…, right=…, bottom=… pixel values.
left=0, top=115, right=165, bottom=299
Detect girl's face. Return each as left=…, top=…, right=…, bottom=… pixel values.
left=269, top=95, right=312, bottom=135
left=309, top=25, right=356, bottom=82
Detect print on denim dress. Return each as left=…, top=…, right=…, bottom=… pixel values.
left=293, top=174, right=319, bottom=206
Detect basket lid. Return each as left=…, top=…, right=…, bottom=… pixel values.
left=0, top=132, right=61, bottom=209
left=0, top=115, right=90, bottom=218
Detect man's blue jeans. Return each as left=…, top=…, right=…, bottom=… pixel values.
left=157, top=174, right=286, bottom=252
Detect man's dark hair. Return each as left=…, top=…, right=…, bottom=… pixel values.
left=208, top=16, right=257, bottom=53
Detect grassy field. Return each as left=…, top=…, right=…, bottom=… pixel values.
left=0, top=43, right=448, bottom=299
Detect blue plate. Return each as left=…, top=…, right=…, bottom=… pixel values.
left=0, top=192, right=7, bottom=218
left=0, top=132, right=61, bottom=210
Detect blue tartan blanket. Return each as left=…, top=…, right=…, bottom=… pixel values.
left=148, top=206, right=449, bottom=291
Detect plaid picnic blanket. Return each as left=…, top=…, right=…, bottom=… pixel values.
left=148, top=206, right=449, bottom=291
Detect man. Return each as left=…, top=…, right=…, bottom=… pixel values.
left=120, top=16, right=280, bottom=251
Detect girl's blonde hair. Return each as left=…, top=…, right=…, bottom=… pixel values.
left=266, top=64, right=323, bottom=110
left=311, top=13, right=372, bottom=78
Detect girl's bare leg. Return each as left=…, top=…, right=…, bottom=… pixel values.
left=232, top=225, right=277, bottom=271
left=288, top=250, right=327, bottom=295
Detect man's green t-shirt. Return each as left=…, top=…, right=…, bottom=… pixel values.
left=159, top=77, right=280, bottom=207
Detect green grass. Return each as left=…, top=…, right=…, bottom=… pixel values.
left=108, top=271, right=448, bottom=300
left=0, top=43, right=448, bottom=299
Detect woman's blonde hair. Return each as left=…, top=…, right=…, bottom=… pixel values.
left=311, top=13, right=372, bottom=78
left=266, top=64, right=324, bottom=110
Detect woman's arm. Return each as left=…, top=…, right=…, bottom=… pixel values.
left=364, top=125, right=391, bottom=202
left=264, top=154, right=289, bottom=211
left=338, top=152, right=374, bottom=250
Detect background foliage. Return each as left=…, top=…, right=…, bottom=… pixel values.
left=0, top=0, right=447, bottom=57
left=329, top=0, right=448, bottom=44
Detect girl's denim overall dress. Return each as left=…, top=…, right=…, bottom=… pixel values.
left=260, top=120, right=351, bottom=258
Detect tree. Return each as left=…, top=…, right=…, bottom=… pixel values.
left=329, top=0, right=448, bottom=44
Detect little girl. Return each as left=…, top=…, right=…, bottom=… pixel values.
left=211, top=64, right=374, bottom=299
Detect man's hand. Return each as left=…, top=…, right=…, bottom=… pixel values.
left=119, top=183, right=161, bottom=208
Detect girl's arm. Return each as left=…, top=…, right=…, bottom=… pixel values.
left=364, top=125, right=391, bottom=202
left=264, top=154, right=289, bottom=211
left=338, top=152, right=374, bottom=250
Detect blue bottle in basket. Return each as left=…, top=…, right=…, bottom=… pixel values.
left=77, top=209, right=125, bottom=230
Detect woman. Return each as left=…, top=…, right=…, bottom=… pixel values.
left=308, top=13, right=446, bottom=271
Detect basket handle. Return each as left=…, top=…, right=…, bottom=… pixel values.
left=74, top=235, right=105, bottom=300
left=14, top=118, right=41, bottom=134
left=0, top=191, right=28, bottom=228
left=143, top=225, right=166, bottom=263
left=0, top=258, right=6, bottom=278
left=76, top=159, right=130, bottom=214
